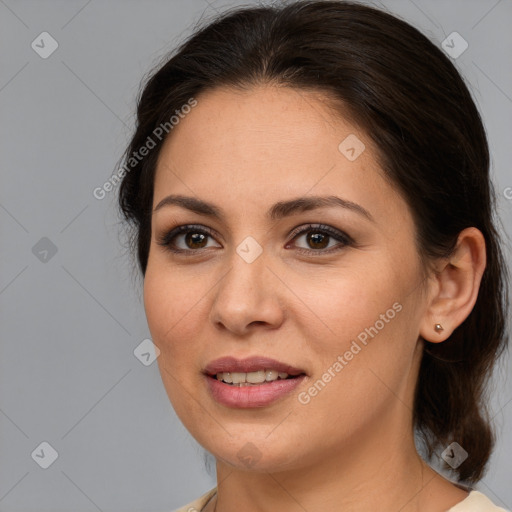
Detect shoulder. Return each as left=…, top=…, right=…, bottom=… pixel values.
left=171, top=487, right=217, bottom=512
left=447, top=490, right=510, bottom=512
left=171, top=488, right=509, bottom=512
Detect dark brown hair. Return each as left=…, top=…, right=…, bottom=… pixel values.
left=117, top=0, right=509, bottom=483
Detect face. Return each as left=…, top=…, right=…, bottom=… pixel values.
left=144, top=85, right=429, bottom=472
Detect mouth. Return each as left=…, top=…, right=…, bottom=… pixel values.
left=208, top=369, right=305, bottom=386
left=203, top=355, right=307, bottom=381
left=203, top=356, right=307, bottom=408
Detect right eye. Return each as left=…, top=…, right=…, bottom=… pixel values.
left=156, top=224, right=221, bottom=255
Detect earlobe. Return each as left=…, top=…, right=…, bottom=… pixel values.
left=419, top=227, right=487, bottom=344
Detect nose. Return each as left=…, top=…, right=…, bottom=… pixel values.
left=209, top=245, right=285, bottom=336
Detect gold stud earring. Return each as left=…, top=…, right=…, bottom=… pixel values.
left=434, top=323, right=444, bottom=334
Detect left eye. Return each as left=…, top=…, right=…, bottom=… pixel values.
left=157, top=223, right=352, bottom=255
left=287, top=224, right=352, bottom=254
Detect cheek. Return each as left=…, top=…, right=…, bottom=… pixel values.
left=143, top=267, right=210, bottom=426
left=143, top=266, right=205, bottom=363
left=292, top=263, right=417, bottom=414
left=300, top=263, right=401, bottom=349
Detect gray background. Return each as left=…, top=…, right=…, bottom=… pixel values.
left=0, top=0, right=511, bottom=510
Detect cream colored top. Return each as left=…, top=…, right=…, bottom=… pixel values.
left=172, top=488, right=510, bottom=512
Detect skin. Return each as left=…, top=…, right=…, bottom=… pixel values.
left=143, top=84, right=486, bottom=511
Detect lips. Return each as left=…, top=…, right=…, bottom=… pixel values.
left=203, top=356, right=307, bottom=377
left=203, top=355, right=307, bottom=408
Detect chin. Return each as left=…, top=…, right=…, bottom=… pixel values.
left=197, top=434, right=305, bottom=473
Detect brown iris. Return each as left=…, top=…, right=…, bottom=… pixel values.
left=306, top=232, right=329, bottom=250
left=186, top=232, right=208, bottom=249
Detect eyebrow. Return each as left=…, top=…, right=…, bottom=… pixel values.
left=153, top=194, right=374, bottom=222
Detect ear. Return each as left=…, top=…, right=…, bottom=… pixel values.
left=420, top=227, right=487, bottom=343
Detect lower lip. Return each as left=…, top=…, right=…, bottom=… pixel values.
left=205, top=374, right=306, bottom=408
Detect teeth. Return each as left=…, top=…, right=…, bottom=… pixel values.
left=231, top=372, right=245, bottom=384
left=265, top=369, right=278, bottom=381
left=215, top=369, right=291, bottom=385
left=247, top=370, right=266, bottom=384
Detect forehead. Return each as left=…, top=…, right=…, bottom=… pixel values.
left=157, top=85, right=351, bottom=167
left=153, top=85, right=407, bottom=224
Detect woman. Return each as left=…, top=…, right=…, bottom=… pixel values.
left=117, top=1, right=510, bottom=510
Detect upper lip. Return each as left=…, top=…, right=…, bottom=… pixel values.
left=204, top=356, right=307, bottom=376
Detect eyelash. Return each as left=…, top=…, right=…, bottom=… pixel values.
left=156, top=223, right=354, bottom=257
